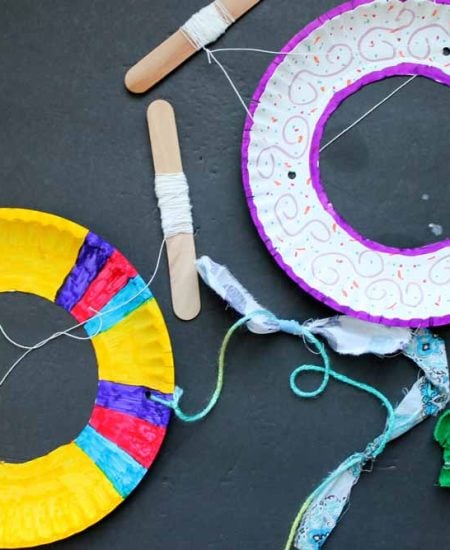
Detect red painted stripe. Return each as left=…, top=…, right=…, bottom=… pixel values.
left=89, top=405, right=166, bottom=468
left=71, top=250, right=137, bottom=322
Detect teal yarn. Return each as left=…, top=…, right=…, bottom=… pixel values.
left=280, top=318, right=396, bottom=458
left=281, top=319, right=397, bottom=550
left=279, top=319, right=331, bottom=398
left=151, top=312, right=267, bottom=423
left=153, top=311, right=396, bottom=452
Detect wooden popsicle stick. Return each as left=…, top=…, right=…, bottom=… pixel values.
left=147, top=99, right=201, bottom=321
left=125, top=0, right=262, bottom=94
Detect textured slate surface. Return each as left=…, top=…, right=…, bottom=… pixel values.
left=0, top=1, right=449, bottom=548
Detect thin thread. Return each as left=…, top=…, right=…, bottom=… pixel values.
left=154, top=172, right=194, bottom=238
left=320, top=75, right=417, bottom=151
left=206, top=48, right=254, bottom=120
left=180, top=0, right=235, bottom=51
left=209, top=47, right=309, bottom=56
left=205, top=48, right=417, bottom=148
left=0, top=239, right=166, bottom=387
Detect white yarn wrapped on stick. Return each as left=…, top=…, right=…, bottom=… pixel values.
left=154, top=172, right=194, bottom=239
left=180, top=0, right=235, bottom=51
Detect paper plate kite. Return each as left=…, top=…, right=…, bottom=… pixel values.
left=242, top=0, right=450, bottom=328
left=0, top=208, right=173, bottom=548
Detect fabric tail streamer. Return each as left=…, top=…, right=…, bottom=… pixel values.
left=193, top=256, right=450, bottom=549
left=288, top=330, right=449, bottom=549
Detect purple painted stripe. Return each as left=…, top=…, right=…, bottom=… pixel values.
left=56, top=232, right=114, bottom=311
left=309, top=63, right=450, bottom=258
left=96, top=380, right=171, bottom=428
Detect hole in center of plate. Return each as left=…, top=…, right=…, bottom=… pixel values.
left=0, top=292, right=97, bottom=463
left=320, top=75, right=448, bottom=249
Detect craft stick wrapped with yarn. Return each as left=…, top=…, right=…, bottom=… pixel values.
left=148, top=99, right=201, bottom=321
left=125, top=0, right=261, bottom=94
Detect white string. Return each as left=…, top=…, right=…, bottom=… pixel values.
left=205, top=48, right=417, bottom=148
left=210, top=47, right=309, bottom=57
left=206, top=48, right=254, bottom=119
left=0, top=238, right=166, bottom=387
left=320, top=75, right=417, bottom=152
left=180, top=0, right=235, bottom=51
left=155, top=172, right=194, bottom=238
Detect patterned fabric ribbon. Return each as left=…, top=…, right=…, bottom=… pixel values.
left=196, top=256, right=450, bottom=549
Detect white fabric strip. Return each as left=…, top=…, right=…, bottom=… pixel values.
left=180, top=0, right=235, bottom=51
left=154, top=172, right=193, bottom=239
left=196, top=255, right=412, bottom=353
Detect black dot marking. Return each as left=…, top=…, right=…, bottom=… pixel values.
left=288, top=171, right=297, bottom=180
left=443, top=47, right=450, bottom=56
left=145, top=390, right=152, bottom=400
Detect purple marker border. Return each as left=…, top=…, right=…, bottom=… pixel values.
left=242, top=0, right=450, bottom=328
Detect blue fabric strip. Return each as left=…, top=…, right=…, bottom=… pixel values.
left=84, top=275, right=153, bottom=336
left=75, top=425, right=146, bottom=498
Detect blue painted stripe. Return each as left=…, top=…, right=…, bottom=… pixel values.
left=75, top=425, right=146, bottom=498
left=84, top=275, right=153, bottom=336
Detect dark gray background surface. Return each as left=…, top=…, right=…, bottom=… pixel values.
left=0, top=1, right=449, bottom=549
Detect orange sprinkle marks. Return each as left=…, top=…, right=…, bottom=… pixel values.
left=271, top=116, right=278, bottom=123
left=388, top=4, right=395, bottom=10
left=274, top=180, right=282, bottom=186
left=346, top=79, right=352, bottom=86
left=332, top=223, right=337, bottom=233
left=342, top=289, right=349, bottom=298
left=310, top=108, right=318, bottom=114
left=298, top=135, right=304, bottom=144
left=277, top=236, right=284, bottom=243
left=304, top=205, right=311, bottom=215
left=397, top=269, right=404, bottom=280
left=314, top=55, right=320, bottom=64
left=285, top=162, right=292, bottom=168
left=353, top=280, right=359, bottom=288
left=320, top=86, right=326, bottom=92
left=314, top=36, right=321, bottom=44
left=294, top=248, right=306, bottom=257
left=387, top=303, right=397, bottom=310
left=398, top=50, right=405, bottom=58
left=436, top=296, right=442, bottom=307
left=306, top=177, right=312, bottom=186
left=432, top=8, right=438, bottom=16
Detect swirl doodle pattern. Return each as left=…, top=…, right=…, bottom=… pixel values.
left=243, top=0, right=450, bottom=327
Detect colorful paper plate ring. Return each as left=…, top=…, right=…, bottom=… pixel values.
left=0, top=208, right=174, bottom=548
